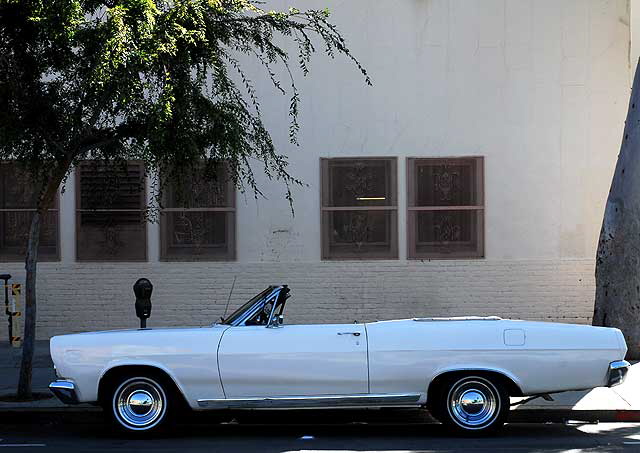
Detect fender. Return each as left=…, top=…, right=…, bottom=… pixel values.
left=97, top=359, right=191, bottom=406
left=427, top=365, right=524, bottom=396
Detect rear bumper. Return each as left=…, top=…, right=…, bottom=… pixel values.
left=607, top=360, right=630, bottom=387
left=49, top=380, right=79, bottom=405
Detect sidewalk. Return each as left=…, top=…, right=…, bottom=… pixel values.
left=0, top=340, right=98, bottom=416
left=1, top=340, right=639, bottom=423
left=0, top=340, right=56, bottom=397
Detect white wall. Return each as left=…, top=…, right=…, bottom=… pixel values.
left=235, top=0, right=629, bottom=263
left=0, top=0, right=631, bottom=339
left=632, top=0, right=639, bottom=75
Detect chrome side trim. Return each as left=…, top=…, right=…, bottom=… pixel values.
left=607, top=360, right=630, bottom=387
left=413, top=316, right=502, bottom=322
left=197, top=393, right=421, bottom=409
left=49, top=380, right=79, bottom=405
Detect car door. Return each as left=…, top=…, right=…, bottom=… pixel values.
left=217, top=323, right=368, bottom=398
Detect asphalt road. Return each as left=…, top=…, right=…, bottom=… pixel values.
left=1, top=420, right=640, bottom=452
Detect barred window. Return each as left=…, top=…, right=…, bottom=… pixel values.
left=76, top=161, right=147, bottom=261
left=160, top=163, right=235, bottom=261
left=0, top=163, right=59, bottom=261
left=321, top=158, right=398, bottom=260
left=407, top=157, right=484, bottom=259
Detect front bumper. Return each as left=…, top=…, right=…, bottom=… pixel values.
left=607, top=360, right=631, bottom=387
left=49, top=380, right=79, bottom=404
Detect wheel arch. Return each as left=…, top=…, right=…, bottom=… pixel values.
left=427, top=368, right=524, bottom=404
left=97, top=364, right=189, bottom=409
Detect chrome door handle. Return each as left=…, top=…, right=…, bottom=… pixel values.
left=337, top=332, right=361, bottom=336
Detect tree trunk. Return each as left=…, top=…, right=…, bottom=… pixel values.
left=16, top=156, right=74, bottom=399
left=16, top=209, right=42, bottom=399
left=594, top=59, right=640, bottom=359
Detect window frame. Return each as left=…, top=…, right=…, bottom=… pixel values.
left=159, top=163, right=236, bottom=262
left=0, top=162, right=61, bottom=262
left=75, top=160, right=148, bottom=262
left=407, top=156, right=485, bottom=260
left=320, top=157, right=398, bottom=260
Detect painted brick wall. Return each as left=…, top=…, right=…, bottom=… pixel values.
left=0, top=259, right=595, bottom=340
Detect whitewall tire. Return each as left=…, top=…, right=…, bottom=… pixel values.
left=435, top=375, right=509, bottom=435
left=109, top=376, right=170, bottom=434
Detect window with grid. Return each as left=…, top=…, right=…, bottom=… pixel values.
left=76, top=161, right=147, bottom=261
left=407, top=157, right=484, bottom=259
left=160, top=163, right=235, bottom=261
left=0, top=163, right=59, bottom=261
left=321, top=158, right=398, bottom=260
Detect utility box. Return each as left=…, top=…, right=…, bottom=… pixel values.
left=10, top=284, right=22, bottom=347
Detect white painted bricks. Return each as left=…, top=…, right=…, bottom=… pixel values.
left=0, top=259, right=595, bottom=339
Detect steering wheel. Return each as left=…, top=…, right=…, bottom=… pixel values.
left=260, top=303, right=273, bottom=324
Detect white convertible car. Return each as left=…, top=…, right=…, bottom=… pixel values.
left=49, top=285, right=629, bottom=435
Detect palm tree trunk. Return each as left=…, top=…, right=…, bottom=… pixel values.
left=594, top=59, right=640, bottom=359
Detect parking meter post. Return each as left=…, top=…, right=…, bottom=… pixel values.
left=0, top=274, right=11, bottom=345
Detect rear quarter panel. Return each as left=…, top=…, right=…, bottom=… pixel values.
left=365, top=319, right=625, bottom=396
left=50, top=326, right=228, bottom=408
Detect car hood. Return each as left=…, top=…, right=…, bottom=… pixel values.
left=50, top=324, right=230, bottom=359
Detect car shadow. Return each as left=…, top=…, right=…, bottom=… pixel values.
left=44, top=415, right=640, bottom=453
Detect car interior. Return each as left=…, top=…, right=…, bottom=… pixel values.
left=223, top=286, right=290, bottom=327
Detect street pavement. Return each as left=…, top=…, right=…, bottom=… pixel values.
left=1, top=420, right=640, bottom=452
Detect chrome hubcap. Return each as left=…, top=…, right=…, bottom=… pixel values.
left=448, top=379, right=499, bottom=429
left=459, top=390, right=485, bottom=414
left=128, top=390, right=154, bottom=416
left=114, top=378, right=166, bottom=430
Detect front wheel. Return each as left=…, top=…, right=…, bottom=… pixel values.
left=107, top=375, right=171, bottom=434
left=434, top=375, right=509, bottom=435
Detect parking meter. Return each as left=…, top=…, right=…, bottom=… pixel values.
left=133, top=278, right=153, bottom=329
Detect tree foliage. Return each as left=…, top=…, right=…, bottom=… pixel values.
left=0, top=0, right=369, bottom=204
left=0, top=0, right=369, bottom=397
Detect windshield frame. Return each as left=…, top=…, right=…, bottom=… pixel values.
left=221, top=286, right=279, bottom=326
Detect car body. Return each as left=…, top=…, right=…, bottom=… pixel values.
left=49, top=285, right=629, bottom=435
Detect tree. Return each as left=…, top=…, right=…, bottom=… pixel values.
left=594, top=60, right=640, bottom=359
left=0, top=0, right=369, bottom=398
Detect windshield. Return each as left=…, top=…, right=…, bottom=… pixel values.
left=221, top=287, right=274, bottom=325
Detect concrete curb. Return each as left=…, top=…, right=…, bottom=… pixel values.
left=509, top=409, right=640, bottom=423
left=0, top=406, right=639, bottom=425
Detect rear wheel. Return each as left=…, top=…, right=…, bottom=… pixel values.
left=433, top=375, right=509, bottom=435
left=106, top=375, right=172, bottom=435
